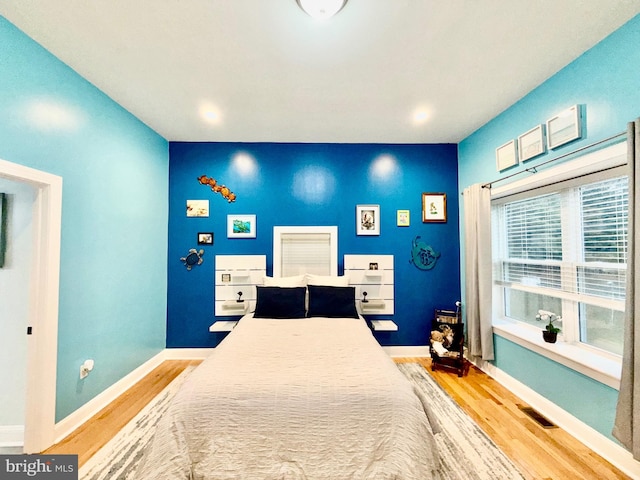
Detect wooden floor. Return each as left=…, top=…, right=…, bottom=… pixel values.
left=44, top=358, right=629, bottom=479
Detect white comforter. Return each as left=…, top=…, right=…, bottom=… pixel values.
left=137, top=315, right=440, bottom=479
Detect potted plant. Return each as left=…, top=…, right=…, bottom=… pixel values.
left=536, top=310, right=561, bottom=343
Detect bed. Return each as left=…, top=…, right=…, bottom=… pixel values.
left=137, top=282, right=441, bottom=479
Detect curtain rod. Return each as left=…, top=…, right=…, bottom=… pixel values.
left=480, top=131, right=627, bottom=189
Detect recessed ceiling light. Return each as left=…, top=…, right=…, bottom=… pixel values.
left=412, top=109, right=430, bottom=125
left=199, top=103, right=221, bottom=124
left=296, top=0, right=347, bottom=19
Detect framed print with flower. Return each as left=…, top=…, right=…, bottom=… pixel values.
left=356, top=204, right=380, bottom=236
left=397, top=209, right=410, bottom=227
left=422, top=193, right=446, bottom=223
left=227, top=214, right=257, bottom=238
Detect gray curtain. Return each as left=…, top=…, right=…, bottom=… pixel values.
left=463, top=183, right=494, bottom=360
left=613, top=118, right=640, bottom=457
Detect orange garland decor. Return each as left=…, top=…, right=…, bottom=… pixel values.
left=197, top=175, right=236, bottom=203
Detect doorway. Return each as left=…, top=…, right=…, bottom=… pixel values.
left=0, top=158, right=62, bottom=453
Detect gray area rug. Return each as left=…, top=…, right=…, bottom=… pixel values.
left=397, top=362, right=525, bottom=480
left=81, top=363, right=524, bottom=480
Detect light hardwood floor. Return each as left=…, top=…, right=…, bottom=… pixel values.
left=44, top=358, right=630, bottom=479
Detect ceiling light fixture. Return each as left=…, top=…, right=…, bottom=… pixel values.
left=296, top=0, right=348, bottom=19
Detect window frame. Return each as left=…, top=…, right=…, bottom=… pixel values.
left=489, top=141, right=627, bottom=388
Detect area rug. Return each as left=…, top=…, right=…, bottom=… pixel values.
left=81, top=363, right=524, bottom=480
left=79, top=367, right=195, bottom=480
left=397, top=362, right=525, bottom=479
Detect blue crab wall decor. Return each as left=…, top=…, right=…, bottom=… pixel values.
left=409, top=236, right=440, bottom=270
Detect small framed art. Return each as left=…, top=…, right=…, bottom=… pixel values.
left=197, top=232, right=214, bottom=245
left=397, top=209, right=410, bottom=227
left=547, top=105, right=581, bottom=149
left=422, top=193, right=446, bottom=223
left=227, top=214, right=257, bottom=239
left=356, top=204, right=380, bottom=236
left=496, top=140, right=518, bottom=171
left=186, top=199, right=209, bottom=217
left=518, top=124, right=545, bottom=162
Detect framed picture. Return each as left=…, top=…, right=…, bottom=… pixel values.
left=397, top=209, right=410, bottom=227
left=356, top=204, right=380, bottom=236
left=0, top=193, right=6, bottom=268
left=197, top=232, right=214, bottom=245
left=547, top=105, right=581, bottom=149
left=227, top=214, right=256, bottom=238
left=518, top=124, right=546, bottom=162
left=496, top=140, right=518, bottom=171
left=186, top=199, right=209, bottom=217
left=422, top=193, right=447, bottom=223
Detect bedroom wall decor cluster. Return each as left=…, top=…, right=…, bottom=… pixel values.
left=494, top=104, right=584, bottom=172
left=167, top=142, right=461, bottom=348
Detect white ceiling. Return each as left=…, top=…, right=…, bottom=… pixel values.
left=2, top=1, right=639, bottom=144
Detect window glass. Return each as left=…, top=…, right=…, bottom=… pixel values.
left=580, top=303, right=624, bottom=355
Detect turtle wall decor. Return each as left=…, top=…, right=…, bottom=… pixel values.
left=180, top=248, right=205, bottom=270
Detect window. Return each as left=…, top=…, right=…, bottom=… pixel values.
left=492, top=159, right=628, bottom=356
left=273, top=226, right=338, bottom=277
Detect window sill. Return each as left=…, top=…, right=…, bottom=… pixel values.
left=492, top=320, right=621, bottom=390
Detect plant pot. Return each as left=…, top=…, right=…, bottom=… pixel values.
left=542, top=331, right=558, bottom=343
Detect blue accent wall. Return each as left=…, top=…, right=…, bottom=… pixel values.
left=167, top=142, right=460, bottom=348
left=458, top=14, right=640, bottom=440
left=0, top=17, right=169, bottom=421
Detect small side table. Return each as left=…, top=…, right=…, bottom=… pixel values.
left=370, top=320, right=398, bottom=331
left=209, top=321, right=238, bottom=332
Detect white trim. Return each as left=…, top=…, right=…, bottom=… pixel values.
left=164, top=348, right=215, bottom=360
left=469, top=356, right=640, bottom=480
left=493, top=322, right=621, bottom=389
left=491, top=141, right=626, bottom=199
left=53, top=350, right=166, bottom=443
left=273, top=226, right=338, bottom=277
left=0, top=426, right=24, bottom=447
left=0, top=159, right=62, bottom=454
left=382, top=345, right=430, bottom=358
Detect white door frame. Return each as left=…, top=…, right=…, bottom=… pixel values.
left=0, top=159, right=62, bottom=453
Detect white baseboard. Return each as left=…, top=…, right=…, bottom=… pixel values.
left=0, top=425, right=24, bottom=447
left=469, top=357, right=640, bottom=480
left=382, top=345, right=430, bottom=358
left=53, top=350, right=166, bottom=444
left=164, top=348, right=215, bottom=360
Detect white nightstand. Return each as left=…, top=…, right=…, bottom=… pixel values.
left=370, top=320, right=398, bottom=331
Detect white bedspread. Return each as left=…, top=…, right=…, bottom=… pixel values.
left=137, top=315, right=440, bottom=479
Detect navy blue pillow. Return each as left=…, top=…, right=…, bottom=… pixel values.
left=253, top=286, right=306, bottom=319
left=307, top=285, right=358, bottom=318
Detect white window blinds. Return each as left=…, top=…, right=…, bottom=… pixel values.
left=494, top=175, right=628, bottom=304
left=272, top=226, right=338, bottom=277
left=280, top=232, right=332, bottom=277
